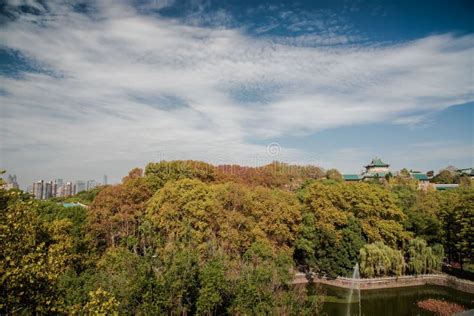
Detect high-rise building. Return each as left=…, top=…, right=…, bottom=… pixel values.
left=53, top=179, right=64, bottom=197
left=103, top=175, right=108, bottom=185
left=43, top=181, right=53, bottom=199
left=75, top=180, right=86, bottom=193
left=64, top=182, right=74, bottom=197
left=86, top=179, right=96, bottom=190
left=33, top=180, right=44, bottom=199
left=2, top=174, right=19, bottom=190
left=52, top=183, right=57, bottom=197
left=56, top=184, right=64, bottom=197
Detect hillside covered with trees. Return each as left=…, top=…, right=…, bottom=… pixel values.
left=1, top=161, right=473, bottom=314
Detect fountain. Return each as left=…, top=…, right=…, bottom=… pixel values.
left=346, top=263, right=361, bottom=316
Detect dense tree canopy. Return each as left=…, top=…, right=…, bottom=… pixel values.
left=1, top=161, right=472, bottom=314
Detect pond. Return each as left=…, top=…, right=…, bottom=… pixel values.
left=319, top=284, right=474, bottom=316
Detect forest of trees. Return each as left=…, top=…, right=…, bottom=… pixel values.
left=1, top=161, right=473, bottom=314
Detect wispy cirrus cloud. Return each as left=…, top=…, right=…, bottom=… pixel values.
left=0, top=0, right=473, bottom=186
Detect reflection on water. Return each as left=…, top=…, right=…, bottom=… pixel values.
left=320, top=284, right=474, bottom=316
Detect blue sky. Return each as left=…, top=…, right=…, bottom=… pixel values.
left=0, top=0, right=473, bottom=188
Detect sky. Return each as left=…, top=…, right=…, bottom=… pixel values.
left=0, top=0, right=473, bottom=188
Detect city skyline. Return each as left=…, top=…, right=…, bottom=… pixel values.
left=0, top=0, right=473, bottom=188
left=24, top=175, right=107, bottom=192
left=27, top=176, right=106, bottom=198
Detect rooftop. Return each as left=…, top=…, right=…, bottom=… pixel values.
left=62, top=202, right=87, bottom=208
left=365, top=158, right=389, bottom=168
left=343, top=174, right=361, bottom=181
left=457, top=168, right=474, bottom=176
left=410, top=172, right=429, bottom=181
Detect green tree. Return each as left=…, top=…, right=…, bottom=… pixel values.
left=0, top=190, right=75, bottom=313
left=431, top=169, right=455, bottom=184
left=359, top=242, right=405, bottom=277
left=229, top=242, right=291, bottom=314
left=141, top=244, right=201, bottom=314
left=439, top=188, right=474, bottom=268
left=147, top=179, right=219, bottom=251
left=145, top=160, right=215, bottom=192
left=81, top=288, right=119, bottom=315
left=196, top=254, right=229, bottom=315
left=406, top=238, right=442, bottom=275
left=325, top=169, right=343, bottom=181
left=297, top=181, right=409, bottom=277
left=88, top=168, right=151, bottom=252
left=403, top=190, right=442, bottom=244
left=92, top=247, right=148, bottom=314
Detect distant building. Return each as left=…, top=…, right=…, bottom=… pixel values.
left=86, top=179, right=96, bottom=191
left=343, top=174, right=361, bottom=181
left=62, top=202, right=88, bottom=208
left=43, top=181, right=53, bottom=199
left=343, top=158, right=390, bottom=182
left=2, top=174, right=19, bottom=190
left=52, top=183, right=57, bottom=197
left=53, top=181, right=75, bottom=197
left=33, top=180, right=44, bottom=199
left=103, top=175, right=108, bottom=185
left=65, top=182, right=74, bottom=197
left=75, top=180, right=86, bottom=193
left=457, top=168, right=474, bottom=179
left=362, top=158, right=390, bottom=180
left=433, top=184, right=459, bottom=190
left=410, top=171, right=431, bottom=190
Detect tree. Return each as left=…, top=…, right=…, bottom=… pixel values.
left=92, top=247, right=148, bottom=314
left=406, top=238, right=442, bottom=275
left=431, top=169, right=455, bottom=184
left=359, top=242, right=405, bottom=278
left=81, top=288, right=119, bottom=315
left=146, top=179, right=220, bottom=251
left=302, top=181, right=409, bottom=246
left=147, top=180, right=302, bottom=257
left=0, top=190, right=75, bottom=313
left=325, top=169, right=343, bottom=181
left=88, top=168, right=151, bottom=252
left=215, top=162, right=325, bottom=191
left=403, top=190, right=442, bottom=244
left=141, top=244, right=201, bottom=315
left=459, top=176, right=472, bottom=188
left=196, top=254, right=229, bottom=315
left=230, top=242, right=298, bottom=314
left=439, top=188, right=474, bottom=269
left=389, top=178, right=418, bottom=213
left=294, top=213, right=366, bottom=278
left=295, top=181, right=409, bottom=277
left=145, top=160, right=215, bottom=192
left=453, top=190, right=474, bottom=269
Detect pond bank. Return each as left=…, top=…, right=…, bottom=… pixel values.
left=293, top=273, right=474, bottom=294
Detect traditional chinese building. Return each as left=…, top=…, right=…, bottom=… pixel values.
left=343, top=157, right=391, bottom=181
left=362, top=158, right=390, bottom=179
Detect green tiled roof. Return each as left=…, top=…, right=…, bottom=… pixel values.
left=411, top=173, right=429, bottom=181
left=366, top=158, right=389, bottom=167
left=343, top=174, right=361, bottom=180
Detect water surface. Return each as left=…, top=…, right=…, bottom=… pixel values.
left=320, top=284, right=474, bottom=316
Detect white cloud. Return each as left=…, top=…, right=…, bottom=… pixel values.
left=0, top=1, right=473, bottom=186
